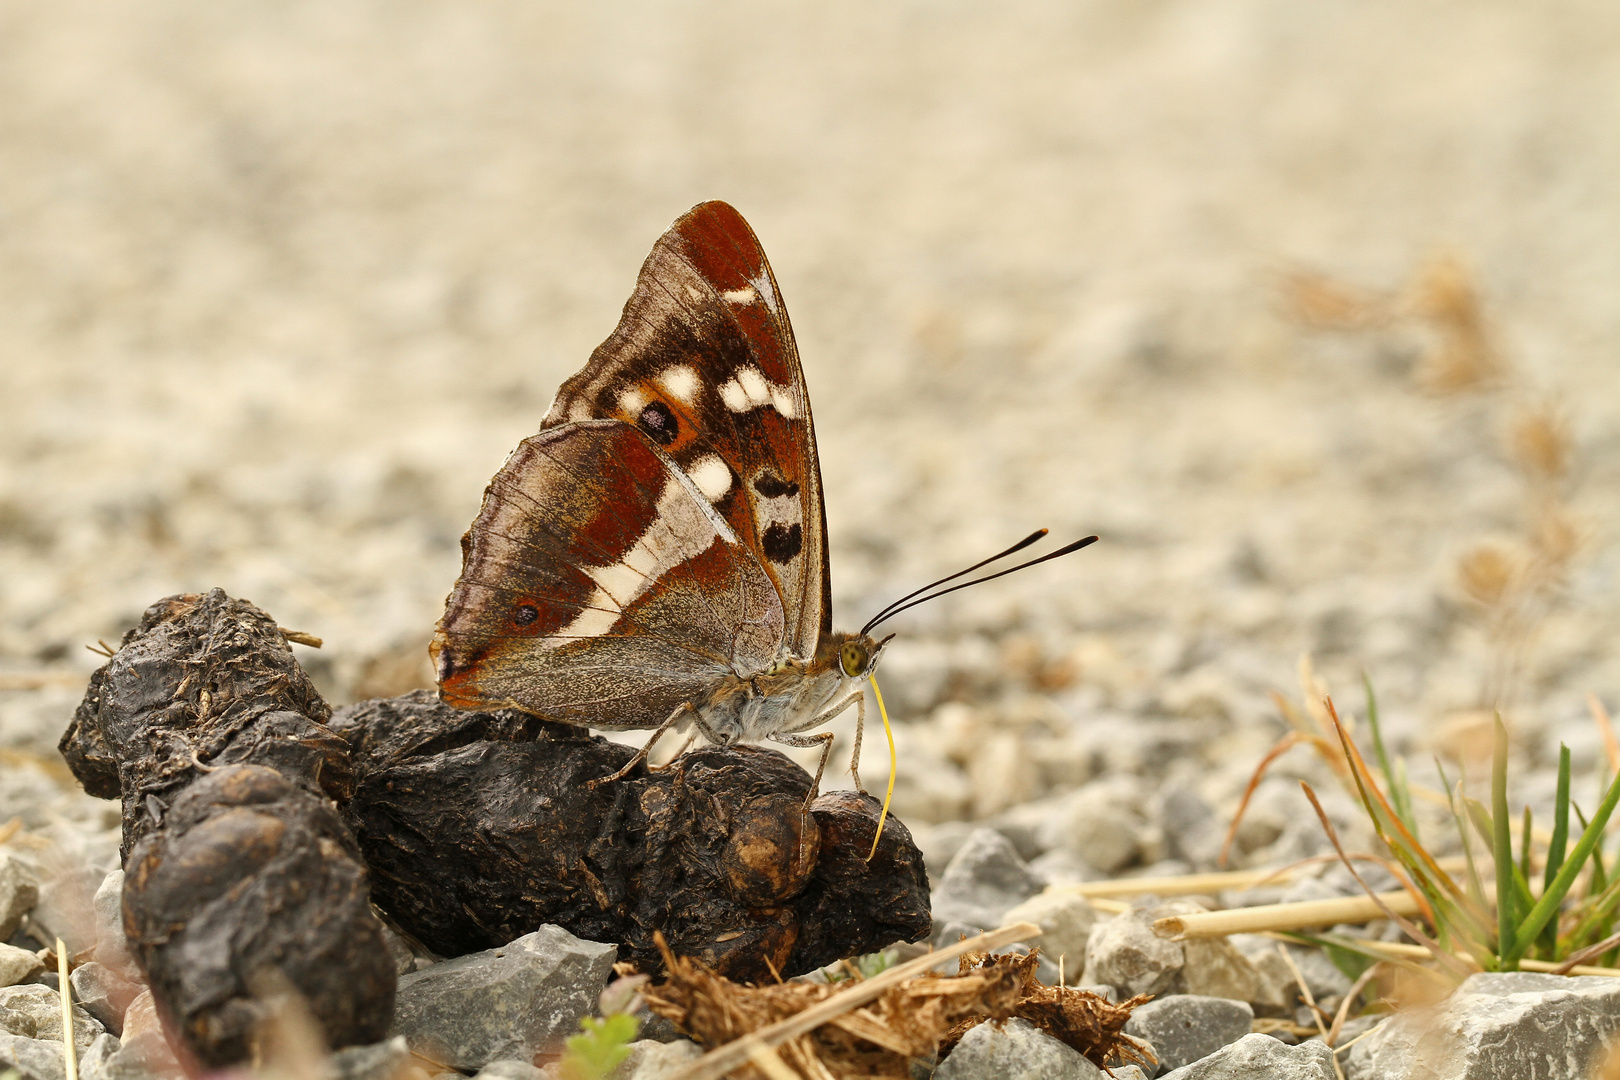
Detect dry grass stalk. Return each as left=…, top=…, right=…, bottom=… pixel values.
left=1317, top=936, right=1620, bottom=978
left=1406, top=254, right=1500, bottom=394
left=1280, top=269, right=1390, bottom=331
left=1152, top=891, right=1422, bottom=940
left=0, top=671, right=86, bottom=691
left=1055, top=866, right=1309, bottom=900
left=648, top=925, right=1151, bottom=1080
left=58, top=936, right=78, bottom=1080
left=1590, top=695, right=1620, bottom=776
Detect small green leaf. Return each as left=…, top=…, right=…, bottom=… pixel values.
left=561, top=1012, right=640, bottom=1080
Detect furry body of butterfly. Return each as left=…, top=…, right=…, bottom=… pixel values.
left=432, top=201, right=887, bottom=793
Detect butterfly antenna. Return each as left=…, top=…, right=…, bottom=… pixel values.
left=862, top=534, right=1099, bottom=634
left=859, top=529, right=1050, bottom=636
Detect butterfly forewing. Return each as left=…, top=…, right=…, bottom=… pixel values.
left=542, top=201, right=830, bottom=660
left=432, top=421, right=784, bottom=728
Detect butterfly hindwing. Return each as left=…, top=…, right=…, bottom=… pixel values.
left=542, top=201, right=831, bottom=661
left=432, top=420, right=785, bottom=728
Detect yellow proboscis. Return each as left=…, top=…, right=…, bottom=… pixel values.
left=865, top=674, right=896, bottom=862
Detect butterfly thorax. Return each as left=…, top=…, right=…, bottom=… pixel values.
left=691, top=630, right=884, bottom=745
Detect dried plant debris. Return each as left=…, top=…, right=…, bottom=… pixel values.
left=334, top=690, right=931, bottom=984
left=642, top=941, right=1152, bottom=1079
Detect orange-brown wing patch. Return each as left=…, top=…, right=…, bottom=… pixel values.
left=432, top=421, right=784, bottom=727
left=541, top=201, right=829, bottom=658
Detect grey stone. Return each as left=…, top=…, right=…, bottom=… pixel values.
left=1160, top=1032, right=1335, bottom=1079
left=90, top=872, right=135, bottom=981
left=1342, top=971, right=1620, bottom=1080
left=931, top=829, right=1046, bottom=935
left=1280, top=944, right=1350, bottom=1006
left=0, top=1033, right=68, bottom=1080
left=1174, top=937, right=1261, bottom=1003
left=377, top=919, right=419, bottom=976
left=331, top=1034, right=414, bottom=1080
left=1042, top=783, right=1147, bottom=874
left=0, top=943, right=45, bottom=988
left=934, top=1017, right=1107, bottom=1079
left=1124, top=995, right=1253, bottom=1074
left=76, top=1031, right=121, bottom=1080
left=1082, top=909, right=1183, bottom=997
left=0, top=854, right=40, bottom=941
left=0, top=983, right=106, bottom=1051
left=1001, top=891, right=1099, bottom=981
left=617, top=1037, right=703, bottom=1079
left=1110, top=1068, right=1150, bottom=1080
left=390, top=925, right=618, bottom=1071
left=101, top=990, right=180, bottom=1079
left=473, top=1060, right=547, bottom=1079
left=1159, top=787, right=1226, bottom=870
left=69, top=962, right=139, bottom=1036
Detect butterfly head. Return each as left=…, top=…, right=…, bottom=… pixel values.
left=814, top=630, right=891, bottom=684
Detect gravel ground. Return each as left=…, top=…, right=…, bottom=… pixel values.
left=4, top=0, right=1620, bottom=910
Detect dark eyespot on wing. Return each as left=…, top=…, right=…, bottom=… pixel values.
left=761, top=522, right=802, bottom=565
left=513, top=603, right=539, bottom=626
left=638, top=401, right=678, bottom=445
left=753, top=472, right=799, bottom=499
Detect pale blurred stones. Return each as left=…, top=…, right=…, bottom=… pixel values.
left=934, top=1017, right=1107, bottom=1080
left=1083, top=906, right=1184, bottom=998
left=911, top=821, right=977, bottom=880
left=1125, top=996, right=1254, bottom=1075
left=332, top=1036, right=417, bottom=1080
left=0, top=853, right=40, bottom=940
left=1159, top=1032, right=1335, bottom=1080
left=886, top=727, right=972, bottom=825
left=1343, top=972, right=1620, bottom=1080
left=1027, top=848, right=1100, bottom=887
left=389, top=925, right=617, bottom=1072
left=1229, top=935, right=1303, bottom=1015
left=91, top=870, right=135, bottom=981
left=1158, top=787, right=1226, bottom=871
left=931, top=828, right=1046, bottom=936
left=70, top=962, right=139, bottom=1036
left=1040, top=778, right=1149, bottom=874
left=1001, top=891, right=1099, bottom=979
left=0, top=983, right=105, bottom=1052
left=472, top=1060, right=547, bottom=1080
left=1175, top=937, right=1261, bottom=1003
left=617, top=1038, right=704, bottom=1080
left=105, top=989, right=182, bottom=1078
left=0, top=943, right=44, bottom=988
left=77, top=1032, right=121, bottom=1080
left=968, top=732, right=1042, bottom=819
left=0, top=1032, right=69, bottom=1080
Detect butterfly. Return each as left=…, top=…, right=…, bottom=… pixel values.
left=430, top=201, right=1095, bottom=818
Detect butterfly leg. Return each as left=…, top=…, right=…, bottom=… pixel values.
left=768, top=730, right=836, bottom=802
left=587, top=702, right=693, bottom=789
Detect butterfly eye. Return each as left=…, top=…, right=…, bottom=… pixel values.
left=839, top=642, right=868, bottom=678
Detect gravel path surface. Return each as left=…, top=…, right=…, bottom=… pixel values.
left=2, top=0, right=1619, bottom=1026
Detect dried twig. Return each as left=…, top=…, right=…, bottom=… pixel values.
left=663, top=923, right=1040, bottom=1080
left=58, top=936, right=78, bottom=1080
left=1152, top=891, right=1421, bottom=939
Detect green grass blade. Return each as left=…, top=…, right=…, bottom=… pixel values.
left=1493, top=715, right=1515, bottom=968
left=1574, top=802, right=1608, bottom=895
left=1520, top=805, right=1533, bottom=884
left=1365, top=675, right=1418, bottom=837
left=1510, top=753, right=1620, bottom=962
left=1541, top=746, right=1571, bottom=954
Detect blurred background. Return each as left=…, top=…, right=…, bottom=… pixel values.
left=3, top=1, right=1619, bottom=874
